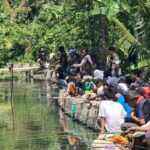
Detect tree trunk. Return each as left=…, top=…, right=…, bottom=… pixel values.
left=19, top=0, right=30, bottom=8
left=3, top=0, right=11, bottom=11
left=99, top=14, right=108, bottom=69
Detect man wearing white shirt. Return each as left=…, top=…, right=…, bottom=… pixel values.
left=98, top=100, right=127, bottom=133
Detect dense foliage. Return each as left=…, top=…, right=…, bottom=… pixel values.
left=0, top=0, right=150, bottom=72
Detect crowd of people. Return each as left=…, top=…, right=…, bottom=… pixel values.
left=49, top=46, right=150, bottom=145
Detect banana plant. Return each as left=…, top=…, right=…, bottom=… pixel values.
left=92, top=0, right=150, bottom=71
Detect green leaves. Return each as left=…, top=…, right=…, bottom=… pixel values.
left=92, top=0, right=120, bottom=19
left=92, top=0, right=131, bottom=18
left=0, top=12, right=8, bottom=22
left=130, top=59, right=150, bottom=70
left=119, top=0, right=130, bottom=13
left=0, top=0, right=149, bottom=73
left=112, top=18, right=141, bottom=56
left=91, top=7, right=100, bottom=16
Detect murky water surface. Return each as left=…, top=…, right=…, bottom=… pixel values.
left=0, top=80, right=98, bottom=150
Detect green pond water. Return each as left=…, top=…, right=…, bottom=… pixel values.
left=0, top=80, right=98, bottom=150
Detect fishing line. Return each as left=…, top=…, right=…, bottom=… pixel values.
left=0, top=86, right=59, bottom=92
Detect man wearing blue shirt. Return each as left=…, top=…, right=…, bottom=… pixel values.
left=114, top=90, right=132, bottom=118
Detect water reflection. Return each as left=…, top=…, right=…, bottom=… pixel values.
left=59, top=108, right=98, bottom=150
left=0, top=80, right=98, bottom=150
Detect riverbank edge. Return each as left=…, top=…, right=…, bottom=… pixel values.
left=58, top=89, right=100, bottom=130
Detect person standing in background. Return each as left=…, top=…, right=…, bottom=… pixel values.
left=58, top=46, right=68, bottom=72
left=107, top=47, right=122, bottom=77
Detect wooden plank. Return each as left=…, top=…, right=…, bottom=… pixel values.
left=0, top=67, right=40, bottom=73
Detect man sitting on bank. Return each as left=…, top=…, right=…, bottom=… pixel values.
left=97, top=89, right=127, bottom=133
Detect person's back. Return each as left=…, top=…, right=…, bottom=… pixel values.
left=117, top=78, right=129, bottom=95
left=94, top=69, right=104, bottom=79
left=99, top=101, right=127, bottom=132
left=142, top=98, right=150, bottom=123
left=82, top=54, right=93, bottom=74
left=116, top=95, right=132, bottom=118
left=136, top=99, right=146, bottom=123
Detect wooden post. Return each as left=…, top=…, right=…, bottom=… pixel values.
left=30, top=69, right=34, bottom=78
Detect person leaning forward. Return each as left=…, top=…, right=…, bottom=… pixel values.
left=72, top=48, right=94, bottom=76
left=97, top=100, right=127, bottom=134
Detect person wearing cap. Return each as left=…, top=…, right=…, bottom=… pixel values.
left=121, top=87, right=148, bottom=131
left=136, top=87, right=148, bottom=105
left=82, top=76, right=93, bottom=94
left=88, top=78, right=105, bottom=101
left=68, top=48, right=80, bottom=73
left=107, top=47, right=122, bottom=77
left=106, top=76, right=119, bottom=88
left=121, top=96, right=150, bottom=131
left=134, top=87, right=150, bottom=124
left=69, top=49, right=76, bottom=64
left=77, top=76, right=97, bottom=100
left=117, top=76, right=129, bottom=96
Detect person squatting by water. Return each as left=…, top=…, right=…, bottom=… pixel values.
left=51, top=46, right=150, bottom=148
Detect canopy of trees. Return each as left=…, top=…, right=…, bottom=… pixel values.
left=0, top=0, right=150, bottom=72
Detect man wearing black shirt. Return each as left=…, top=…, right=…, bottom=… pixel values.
left=58, top=46, right=68, bottom=72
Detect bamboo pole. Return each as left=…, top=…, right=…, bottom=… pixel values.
left=9, top=64, right=15, bottom=131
